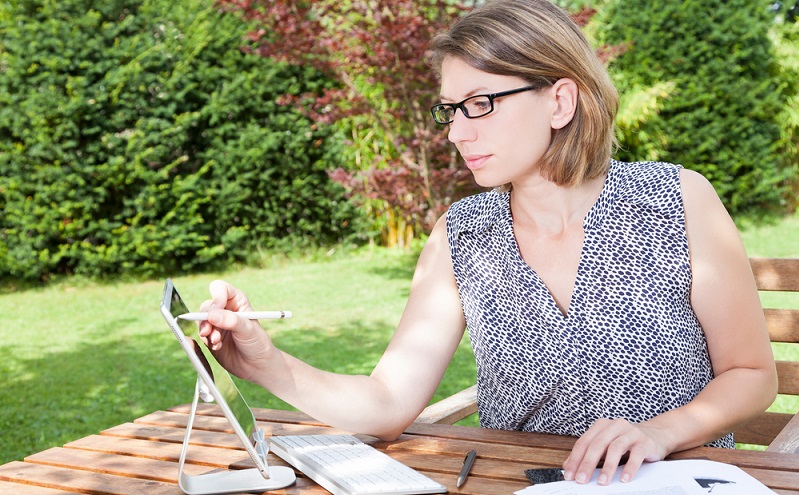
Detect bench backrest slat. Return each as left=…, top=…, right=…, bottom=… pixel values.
left=736, top=258, right=799, bottom=450
left=751, top=258, right=799, bottom=291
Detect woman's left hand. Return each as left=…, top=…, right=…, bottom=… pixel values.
left=562, top=418, right=672, bottom=485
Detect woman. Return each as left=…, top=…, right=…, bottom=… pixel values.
left=198, top=0, right=777, bottom=485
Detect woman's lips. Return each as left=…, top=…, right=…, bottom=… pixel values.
left=463, top=154, right=491, bottom=170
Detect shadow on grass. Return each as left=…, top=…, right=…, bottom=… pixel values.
left=365, top=247, right=421, bottom=282
left=0, top=314, right=476, bottom=466
left=0, top=331, right=195, bottom=465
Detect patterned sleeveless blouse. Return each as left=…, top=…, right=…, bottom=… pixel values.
left=446, top=160, right=734, bottom=448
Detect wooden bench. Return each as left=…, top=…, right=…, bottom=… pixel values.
left=417, top=257, right=799, bottom=453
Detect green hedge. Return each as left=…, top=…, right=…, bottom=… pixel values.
left=0, top=0, right=358, bottom=283
left=598, top=0, right=792, bottom=215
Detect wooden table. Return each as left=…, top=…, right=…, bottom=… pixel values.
left=3, top=404, right=799, bottom=495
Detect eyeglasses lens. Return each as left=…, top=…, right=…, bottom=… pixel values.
left=463, top=96, right=492, bottom=119
left=432, top=105, right=454, bottom=124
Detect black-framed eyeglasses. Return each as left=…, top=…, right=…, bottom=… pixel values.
left=430, top=85, right=540, bottom=125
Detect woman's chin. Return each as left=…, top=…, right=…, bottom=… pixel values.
left=471, top=173, right=505, bottom=189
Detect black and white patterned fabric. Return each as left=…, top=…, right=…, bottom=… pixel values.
left=446, top=160, right=734, bottom=448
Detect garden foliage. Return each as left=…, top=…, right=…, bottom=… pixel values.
left=216, top=0, right=482, bottom=247
left=769, top=4, right=799, bottom=207
left=2, top=0, right=797, bottom=284
left=0, top=0, right=357, bottom=282
left=596, top=0, right=793, bottom=215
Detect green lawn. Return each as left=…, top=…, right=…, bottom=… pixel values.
left=1, top=214, right=797, bottom=465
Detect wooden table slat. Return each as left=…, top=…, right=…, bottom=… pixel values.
left=25, top=447, right=202, bottom=482
left=407, top=420, right=578, bottom=450
left=0, top=461, right=177, bottom=495
left=21, top=448, right=329, bottom=495
left=134, top=410, right=231, bottom=431
left=669, top=446, right=799, bottom=471
left=101, top=423, right=240, bottom=448
left=380, top=435, right=569, bottom=467
left=743, top=467, right=799, bottom=493
left=425, top=471, right=529, bottom=495
left=0, top=478, right=83, bottom=495
left=388, top=450, right=534, bottom=484
left=168, top=403, right=324, bottom=427
left=65, top=435, right=268, bottom=471
left=135, top=409, right=356, bottom=439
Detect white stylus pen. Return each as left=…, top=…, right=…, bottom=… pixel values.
left=178, top=311, right=292, bottom=321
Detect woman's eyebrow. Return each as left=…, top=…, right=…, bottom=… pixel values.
left=439, top=87, right=489, bottom=102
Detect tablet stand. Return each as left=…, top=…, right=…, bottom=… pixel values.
left=177, top=377, right=296, bottom=494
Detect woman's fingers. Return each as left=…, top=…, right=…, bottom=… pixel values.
left=564, top=418, right=668, bottom=485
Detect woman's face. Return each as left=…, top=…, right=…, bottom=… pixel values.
left=439, top=56, right=559, bottom=188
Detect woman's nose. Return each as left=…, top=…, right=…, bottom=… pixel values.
left=447, top=112, right=477, bottom=144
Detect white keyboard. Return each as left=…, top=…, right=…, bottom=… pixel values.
left=269, top=434, right=447, bottom=495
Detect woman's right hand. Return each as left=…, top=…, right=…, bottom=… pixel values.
left=197, top=280, right=276, bottom=383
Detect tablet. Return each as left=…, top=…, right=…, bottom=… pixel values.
left=160, top=279, right=295, bottom=494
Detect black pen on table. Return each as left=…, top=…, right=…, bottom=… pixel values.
left=456, top=449, right=477, bottom=488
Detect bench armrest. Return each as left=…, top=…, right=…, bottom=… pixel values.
left=416, top=385, right=478, bottom=424
left=767, top=411, right=799, bottom=453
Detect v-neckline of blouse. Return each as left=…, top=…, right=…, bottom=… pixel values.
left=502, top=164, right=616, bottom=321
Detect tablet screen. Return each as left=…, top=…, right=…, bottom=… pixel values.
left=163, top=280, right=259, bottom=443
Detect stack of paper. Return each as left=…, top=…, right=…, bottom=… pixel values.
left=515, top=459, right=776, bottom=495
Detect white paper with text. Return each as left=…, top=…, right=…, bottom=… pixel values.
left=514, top=459, right=776, bottom=495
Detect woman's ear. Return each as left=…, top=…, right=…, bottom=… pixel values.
left=550, top=78, right=578, bottom=130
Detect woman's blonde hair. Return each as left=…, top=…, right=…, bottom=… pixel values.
left=431, top=0, right=618, bottom=186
